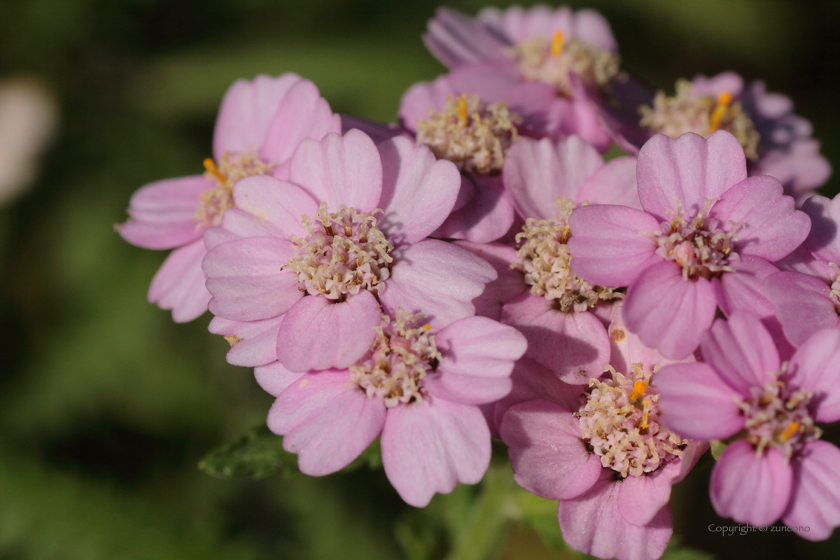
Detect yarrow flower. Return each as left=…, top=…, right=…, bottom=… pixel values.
left=657, top=312, right=840, bottom=540
left=202, top=129, right=496, bottom=373
left=119, top=74, right=340, bottom=321
left=260, top=310, right=526, bottom=507
left=568, top=131, right=810, bottom=358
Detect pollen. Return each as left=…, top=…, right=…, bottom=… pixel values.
left=551, top=31, right=564, bottom=57
left=194, top=152, right=276, bottom=227
left=285, top=202, right=393, bottom=300
left=639, top=79, right=759, bottom=160
left=415, top=94, right=521, bottom=174
left=780, top=421, right=800, bottom=441
left=629, top=381, right=647, bottom=401
left=350, top=309, right=441, bottom=407
left=514, top=197, right=623, bottom=312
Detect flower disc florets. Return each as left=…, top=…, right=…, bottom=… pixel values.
left=286, top=202, right=394, bottom=300
left=507, top=32, right=620, bottom=97
left=415, top=94, right=520, bottom=174
left=515, top=198, right=622, bottom=312
left=639, top=79, right=760, bottom=160
left=578, top=364, right=687, bottom=478
left=739, top=370, right=822, bottom=461
left=195, top=152, right=276, bottom=227
left=652, top=200, right=742, bottom=281
left=350, top=309, right=442, bottom=408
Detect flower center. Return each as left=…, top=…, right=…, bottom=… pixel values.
left=578, top=364, right=687, bottom=478
left=285, top=202, right=393, bottom=301
left=507, top=31, right=621, bottom=97
left=829, top=264, right=840, bottom=312
left=639, top=79, right=760, bottom=160
left=514, top=198, right=623, bottom=312
left=415, top=93, right=520, bottom=174
left=194, top=152, right=275, bottom=227
left=738, top=371, right=821, bottom=461
left=350, top=309, right=441, bottom=408
left=652, top=200, right=741, bottom=280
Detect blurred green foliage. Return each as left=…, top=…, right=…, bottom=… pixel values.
left=0, top=1, right=837, bottom=559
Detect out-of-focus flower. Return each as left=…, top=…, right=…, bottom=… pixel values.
left=119, top=74, right=340, bottom=322
left=202, top=130, right=496, bottom=373
left=260, top=309, right=526, bottom=507
left=657, top=312, right=840, bottom=540
left=0, top=77, right=58, bottom=206
left=568, top=131, right=809, bottom=359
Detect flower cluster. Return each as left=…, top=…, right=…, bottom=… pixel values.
left=119, top=4, right=837, bottom=559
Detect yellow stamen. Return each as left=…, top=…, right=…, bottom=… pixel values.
left=203, top=158, right=227, bottom=185
left=629, top=380, right=647, bottom=401
left=709, top=91, right=732, bottom=132
left=551, top=31, right=564, bottom=57
left=422, top=323, right=431, bottom=331
left=781, top=420, right=800, bottom=441
left=457, top=95, right=468, bottom=128
left=640, top=399, right=651, bottom=430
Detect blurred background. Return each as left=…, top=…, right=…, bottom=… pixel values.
left=0, top=1, right=838, bottom=559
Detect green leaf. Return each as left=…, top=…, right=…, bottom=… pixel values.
left=661, top=537, right=716, bottom=560
left=710, top=440, right=728, bottom=460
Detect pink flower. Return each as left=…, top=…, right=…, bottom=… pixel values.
left=568, top=131, right=810, bottom=359
left=202, top=129, right=496, bottom=372
left=260, top=310, right=526, bottom=507
left=765, top=194, right=840, bottom=346
left=496, top=135, right=639, bottom=383
left=500, top=304, right=702, bottom=560
left=656, top=312, right=840, bottom=540
left=119, top=74, right=340, bottom=322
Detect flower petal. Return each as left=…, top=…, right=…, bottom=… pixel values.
left=231, top=176, right=320, bottom=238
left=788, top=329, right=840, bottom=423
left=576, top=156, right=641, bottom=210
left=148, top=239, right=210, bottom=322
left=765, top=271, right=840, bottom=348
left=254, top=361, right=304, bottom=397
left=802, top=194, right=840, bottom=264
left=452, top=240, right=528, bottom=321
left=423, top=7, right=509, bottom=68
left=617, top=461, right=682, bottom=526
left=700, top=311, right=779, bottom=392
left=208, top=315, right=284, bottom=367
left=431, top=174, right=515, bottom=243
left=782, top=440, right=840, bottom=541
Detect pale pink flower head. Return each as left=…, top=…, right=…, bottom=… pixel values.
left=568, top=131, right=810, bottom=359
left=765, top=193, right=840, bottom=346
left=500, top=306, right=702, bottom=560
left=202, top=129, right=496, bottom=373
left=635, top=72, right=831, bottom=202
left=119, top=74, right=340, bottom=322
left=261, top=309, right=526, bottom=507
left=498, top=135, right=640, bottom=383
left=656, top=311, right=840, bottom=540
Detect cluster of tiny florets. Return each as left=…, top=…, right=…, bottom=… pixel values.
left=194, top=152, right=275, bottom=227
left=515, top=198, right=622, bottom=312
left=286, top=202, right=393, bottom=300
left=578, top=364, right=687, bottom=478
left=508, top=35, right=620, bottom=97
left=639, top=79, right=760, bottom=160
left=415, top=94, right=520, bottom=174
left=350, top=309, right=442, bottom=407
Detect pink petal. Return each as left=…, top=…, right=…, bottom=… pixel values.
left=557, top=471, right=673, bottom=560
left=208, top=315, right=284, bottom=367
left=231, top=176, right=320, bottom=238
left=276, top=290, right=381, bottom=372
left=503, top=136, right=603, bottom=220
left=213, top=73, right=302, bottom=158
left=501, top=294, right=610, bottom=384
left=788, top=329, right=840, bottom=423
left=203, top=238, right=301, bottom=321
left=425, top=316, right=526, bottom=405
left=802, top=194, right=840, bottom=264
left=710, top=175, right=810, bottom=262
left=260, top=78, right=341, bottom=167
left=431, top=174, right=516, bottom=243
left=782, top=441, right=840, bottom=541
left=340, top=115, right=407, bottom=144
left=289, top=130, right=382, bottom=211
left=254, top=361, right=305, bottom=397
left=623, top=261, right=717, bottom=359
left=637, top=131, right=747, bottom=222
left=148, top=239, right=210, bottom=322
left=576, top=156, right=641, bottom=210
left=381, top=398, right=490, bottom=507
left=656, top=363, right=745, bottom=440
left=572, top=9, right=618, bottom=51
left=120, top=175, right=208, bottom=249
left=452, top=241, right=528, bottom=321
left=710, top=440, right=793, bottom=526
left=379, top=240, right=496, bottom=330
left=423, top=7, right=509, bottom=68
left=617, top=461, right=682, bottom=526
left=268, top=371, right=386, bottom=476
left=567, top=204, right=660, bottom=287
left=501, top=400, right=602, bottom=500
left=700, top=311, right=779, bottom=392
left=377, top=137, right=461, bottom=244
left=765, top=272, right=839, bottom=348
left=606, top=302, right=683, bottom=373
